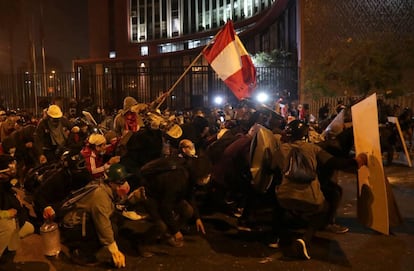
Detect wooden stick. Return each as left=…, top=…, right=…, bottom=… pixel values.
left=154, top=25, right=226, bottom=110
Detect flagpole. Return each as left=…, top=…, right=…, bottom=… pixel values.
left=154, top=52, right=204, bottom=110
left=153, top=25, right=226, bottom=110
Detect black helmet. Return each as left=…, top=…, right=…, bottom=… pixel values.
left=106, top=164, right=131, bottom=184
left=284, top=120, right=309, bottom=141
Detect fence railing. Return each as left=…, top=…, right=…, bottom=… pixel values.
left=308, top=94, right=414, bottom=120
left=5, top=66, right=413, bottom=119
left=0, top=65, right=298, bottom=115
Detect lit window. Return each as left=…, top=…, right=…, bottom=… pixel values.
left=159, top=42, right=184, bottom=53
left=109, top=51, right=116, bottom=58
left=172, top=18, right=180, bottom=35
left=141, top=46, right=149, bottom=56
left=188, top=40, right=201, bottom=49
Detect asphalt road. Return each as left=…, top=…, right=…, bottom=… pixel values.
left=2, top=161, right=414, bottom=271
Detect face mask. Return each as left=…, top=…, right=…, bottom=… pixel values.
left=50, top=118, right=60, bottom=127
left=117, top=181, right=130, bottom=198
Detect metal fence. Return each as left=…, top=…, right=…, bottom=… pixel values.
left=0, top=65, right=298, bottom=115
left=308, top=94, right=414, bottom=119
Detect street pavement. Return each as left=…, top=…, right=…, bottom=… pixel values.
left=2, top=161, right=414, bottom=271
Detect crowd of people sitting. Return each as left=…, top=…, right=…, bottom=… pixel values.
left=0, top=94, right=408, bottom=267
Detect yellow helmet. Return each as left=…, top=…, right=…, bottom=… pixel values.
left=47, top=105, right=63, bottom=118
left=88, top=133, right=106, bottom=145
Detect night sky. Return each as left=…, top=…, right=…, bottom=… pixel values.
left=0, top=0, right=89, bottom=73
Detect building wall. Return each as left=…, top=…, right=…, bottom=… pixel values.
left=88, top=0, right=110, bottom=58
left=299, top=0, right=414, bottom=103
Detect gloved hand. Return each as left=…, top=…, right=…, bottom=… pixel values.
left=43, top=206, right=55, bottom=221
left=107, top=242, right=126, bottom=268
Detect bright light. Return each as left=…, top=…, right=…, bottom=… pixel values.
left=256, top=92, right=269, bottom=103
left=214, top=96, right=224, bottom=105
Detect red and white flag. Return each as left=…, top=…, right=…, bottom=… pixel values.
left=203, top=20, right=256, bottom=100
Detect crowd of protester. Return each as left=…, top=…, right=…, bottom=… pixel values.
left=0, top=94, right=410, bottom=267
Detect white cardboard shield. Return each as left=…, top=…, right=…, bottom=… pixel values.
left=351, top=93, right=389, bottom=235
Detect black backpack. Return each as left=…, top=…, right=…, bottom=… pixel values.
left=276, top=145, right=324, bottom=213
left=284, top=146, right=316, bottom=183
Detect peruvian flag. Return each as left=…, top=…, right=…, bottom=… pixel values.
left=203, top=20, right=256, bottom=100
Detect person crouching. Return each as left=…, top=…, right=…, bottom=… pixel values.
left=59, top=164, right=132, bottom=268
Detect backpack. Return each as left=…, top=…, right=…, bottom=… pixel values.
left=276, top=145, right=324, bottom=213
left=24, top=162, right=62, bottom=193
left=56, top=183, right=99, bottom=221
left=284, top=146, right=316, bottom=183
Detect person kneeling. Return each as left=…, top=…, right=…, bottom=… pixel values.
left=58, top=164, right=132, bottom=268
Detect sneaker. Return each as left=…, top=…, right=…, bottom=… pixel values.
left=324, top=223, right=349, bottom=234
left=293, top=239, right=311, bottom=260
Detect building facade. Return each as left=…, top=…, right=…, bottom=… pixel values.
left=74, top=0, right=298, bottom=109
